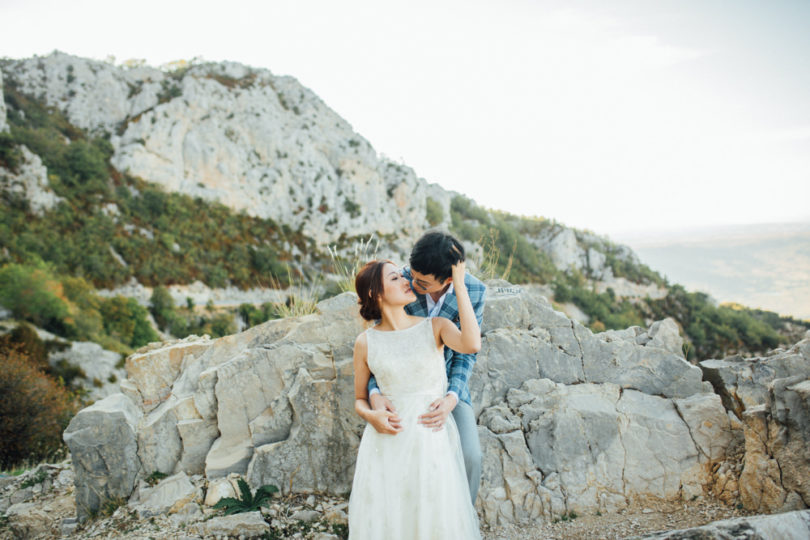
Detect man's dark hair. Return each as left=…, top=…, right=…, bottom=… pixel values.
left=409, top=231, right=465, bottom=282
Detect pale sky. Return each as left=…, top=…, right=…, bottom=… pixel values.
left=2, top=0, right=809, bottom=239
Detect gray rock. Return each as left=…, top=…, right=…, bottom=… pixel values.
left=48, top=340, right=124, bottom=401
left=631, top=509, right=810, bottom=539
left=60, top=517, right=79, bottom=536
left=291, top=509, right=321, bottom=522
left=63, top=393, right=143, bottom=521
left=58, top=282, right=810, bottom=527
left=700, top=336, right=810, bottom=416
left=478, top=378, right=710, bottom=524
left=168, top=501, right=203, bottom=527
left=187, top=511, right=269, bottom=538
left=9, top=486, right=33, bottom=504
left=129, top=472, right=199, bottom=518
left=0, top=145, right=63, bottom=215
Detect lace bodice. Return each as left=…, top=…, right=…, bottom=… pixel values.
left=366, top=318, right=447, bottom=397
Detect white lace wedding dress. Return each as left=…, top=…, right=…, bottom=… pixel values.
left=348, top=318, right=481, bottom=540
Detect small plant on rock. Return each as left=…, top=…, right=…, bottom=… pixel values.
left=145, top=471, right=168, bottom=486
left=213, top=478, right=279, bottom=515
left=20, top=467, right=48, bottom=488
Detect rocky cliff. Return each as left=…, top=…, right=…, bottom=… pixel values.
left=61, top=282, right=810, bottom=527
left=1, top=52, right=645, bottom=286
left=2, top=52, right=429, bottom=246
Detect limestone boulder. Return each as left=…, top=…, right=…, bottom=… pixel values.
left=700, top=336, right=810, bottom=416
left=739, top=375, right=810, bottom=513
left=472, top=285, right=703, bottom=417
left=187, top=511, right=270, bottom=538
left=62, top=393, right=142, bottom=521
left=128, top=472, right=200, bottom=518
left=4, top=493, right=72, bottom=539
left=477, top=378, right=722, bottom=525
left=125, top=336, right=212, bottom=412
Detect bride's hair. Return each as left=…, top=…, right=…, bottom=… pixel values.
left=355, top=259, right=395, bottom=321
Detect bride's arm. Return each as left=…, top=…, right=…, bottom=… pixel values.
left=436, top=260, right=481, bottom=354
left=353, top=333, right=403, bottom=435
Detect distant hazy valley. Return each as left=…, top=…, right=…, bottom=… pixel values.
left=617, top=222, right=810, bottom=320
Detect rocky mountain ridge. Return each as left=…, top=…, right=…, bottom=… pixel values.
left=0, top=51, right=636, bottom=281
left=2, top=52, right=429, bottom=246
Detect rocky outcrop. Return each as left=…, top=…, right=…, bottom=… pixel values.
left=697, top=337, right=810, bottom=514
left=48, top=340, right=125, bottom=401
left=0, top=145, right=63, bottom=215
left=96, top=277, right=289, bottom=309
left=2, top=52, right=428, bottom=245
left=700, top=339, right=810, bottom=417
left=63, top=282, right=755, bottom=525
left=739, top=376, right=810, bottom=513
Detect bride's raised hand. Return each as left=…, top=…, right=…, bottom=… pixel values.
left=451, top=258, right=466, bottom=286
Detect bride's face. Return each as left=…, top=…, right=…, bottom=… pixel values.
left=380, top=262, right=416, bottom=307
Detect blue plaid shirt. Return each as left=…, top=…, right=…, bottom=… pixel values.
left=367, top=268, right=486, bottom=406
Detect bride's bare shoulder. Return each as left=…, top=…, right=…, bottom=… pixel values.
left=354, top=331, right=368, bottom=350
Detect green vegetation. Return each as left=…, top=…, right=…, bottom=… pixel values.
left=425, top=197, right=444, bottom=226
left=145, top=471, right=168, bottom=486
left=450, top=196, right=557, bottom=283
left=553, top=271, right=645, bottom=331
left=649, top=285, right=784, bottom=360
left=212, top=477, right=278, bottom=515
left=0, top=262, right=158, bottom=354
left=20, top=467, right=48, bottom=488
left=149, top=286, right=237, bottom=339
left=1, top=77, right=312, bottom=291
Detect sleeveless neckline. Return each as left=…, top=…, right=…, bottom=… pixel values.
left=368, top=317, right=429, bottom=334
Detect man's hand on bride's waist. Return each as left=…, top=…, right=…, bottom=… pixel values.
left=418, top=394, right=458, bottom=432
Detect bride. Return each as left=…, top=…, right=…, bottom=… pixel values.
left=348, top=256, right=481, bottom=539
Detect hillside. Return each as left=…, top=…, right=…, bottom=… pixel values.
left=1, top=51, right=806, bottom=366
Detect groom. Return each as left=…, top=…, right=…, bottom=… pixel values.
left=367, top=230, right=487, bottom=503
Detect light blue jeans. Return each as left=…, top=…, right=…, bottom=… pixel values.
left=452, top=400, right=482, bottom=504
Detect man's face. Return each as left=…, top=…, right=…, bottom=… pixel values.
left=409, top=269, right=451, bottom=296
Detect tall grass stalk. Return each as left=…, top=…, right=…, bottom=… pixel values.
left=475, top=229, right=516, bottom=282
left=327, top=237, right=380, bottom=293
left=259, top=266, right=322, bottom=318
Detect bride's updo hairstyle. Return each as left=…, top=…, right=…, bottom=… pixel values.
left=355, top=260, right=395, bottom=321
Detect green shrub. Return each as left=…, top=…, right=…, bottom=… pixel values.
left=99, top=296, right=159, bottom=347
left=0, top=323, right=48, bottom=369
left=649, top=285, right=784, bottom=360
left=238, top=303, right=280, bottom=327
left=0, top=133, right=22, bottom=171
left=425, top=197, right=444, bottom=226
left=0, top=348, right=76, bottom=470
left=149, top=286, right=176, bottom=331
left=0, top=263, right=70, bottom=333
